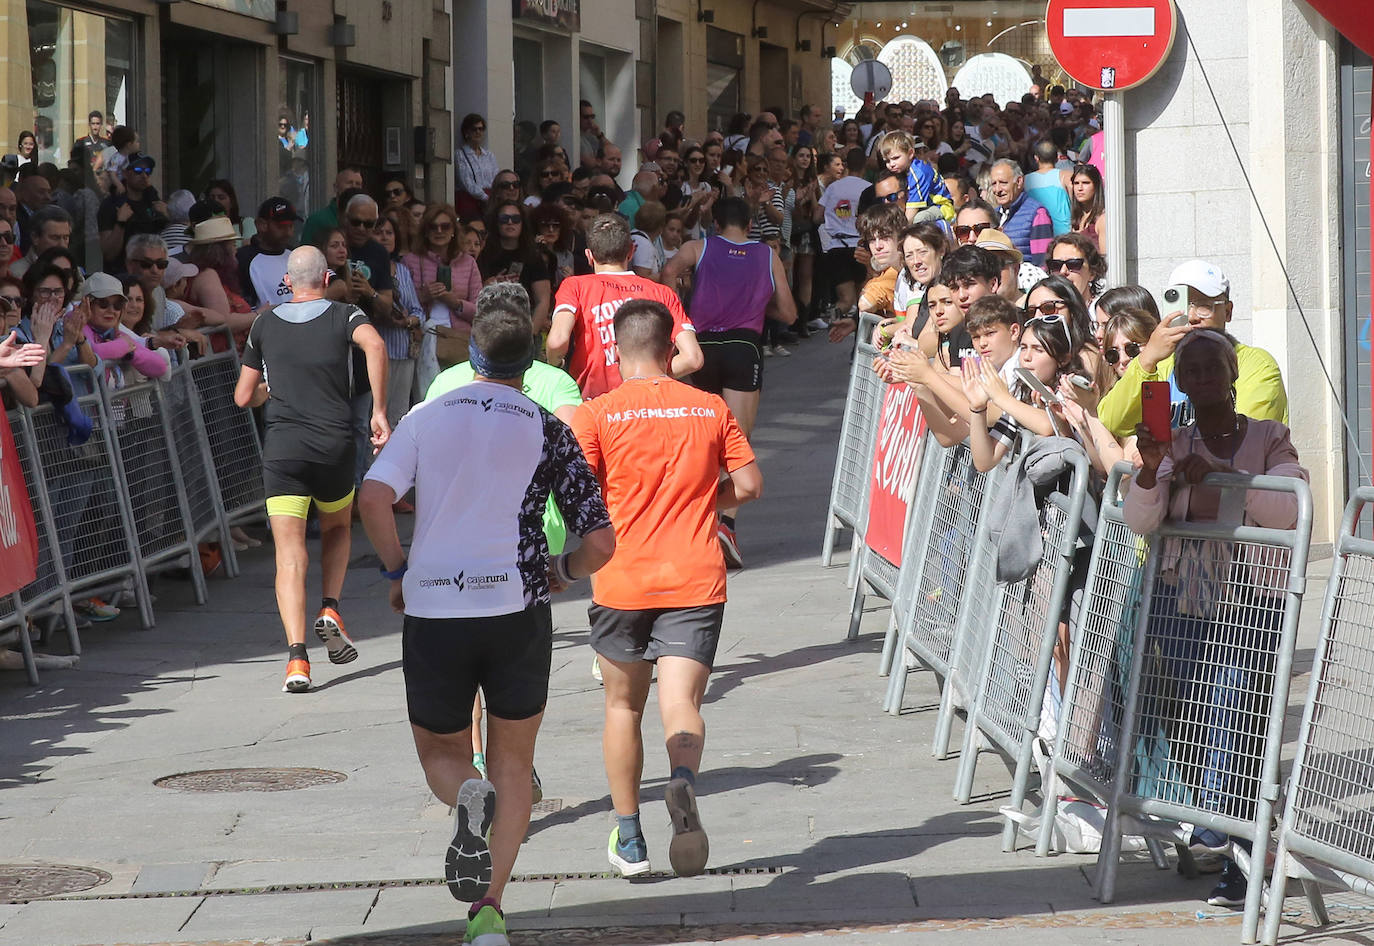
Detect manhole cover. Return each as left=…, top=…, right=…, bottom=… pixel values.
left=154, top=767, right=348, bottom=793
left=0, top=864, right=111, bottom=902
left=531, top=797, right=563, bottom=815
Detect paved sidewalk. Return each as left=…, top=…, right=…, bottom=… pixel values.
left=0, top=334, right=1364, bottom=945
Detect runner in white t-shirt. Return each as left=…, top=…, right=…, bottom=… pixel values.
left=358, top=296, right=615, bottom=946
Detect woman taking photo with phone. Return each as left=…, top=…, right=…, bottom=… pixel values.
left=402, top=203, right=482, bottom=393
left=1125, top=327, right=1306, bottom=912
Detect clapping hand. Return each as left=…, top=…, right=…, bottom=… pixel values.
left=960, top=358, right=990, bottom=413
left=0, top=331, right=45, bottom=369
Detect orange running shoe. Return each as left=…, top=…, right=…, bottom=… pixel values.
left=314, top=607, right=358, bottom=665
left=282, top=657, right=311, bottom=693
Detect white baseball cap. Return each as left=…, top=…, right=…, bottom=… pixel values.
left=1168, top=259, right=1230, bottom=299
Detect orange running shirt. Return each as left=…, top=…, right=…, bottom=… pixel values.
left=552, top=271, right=695, bottom=399
left=572, top=377, right=755, bottom=610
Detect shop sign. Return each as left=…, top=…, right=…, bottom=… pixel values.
left=514, top=0, right=581, bottom=32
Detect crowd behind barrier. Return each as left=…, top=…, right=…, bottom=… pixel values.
left=822, top=344, right=1374, bottom=944
left=1, top=325, right=263, bottom=685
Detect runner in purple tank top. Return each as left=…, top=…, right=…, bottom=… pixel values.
left=661, top=197, right=796, bottom=567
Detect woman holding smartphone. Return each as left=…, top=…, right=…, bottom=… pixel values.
left=1126, top=328, right=1306, bottom=911
left=476, top=201, right=551, bottom=334
left=403, top=204, right=482, bottom=392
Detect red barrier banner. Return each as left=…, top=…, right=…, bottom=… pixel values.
left=865, top=382, right=927, bottom=566
left=0, top=410, right=38, bottom=595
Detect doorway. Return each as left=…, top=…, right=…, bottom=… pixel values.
left=161, top=27, right=262, bottom=202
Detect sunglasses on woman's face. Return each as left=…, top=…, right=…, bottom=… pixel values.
left=498, top=214, right=522, bottom=225
left=1026, top=300, right=1069, bottom=318
left=953, top=222, right=994, bottom=242
left=385, top=187, right=405, bottom=197
left=1103, top=342, right=1142, bottom=365
left=1046, top=257, right=1087, bottom=274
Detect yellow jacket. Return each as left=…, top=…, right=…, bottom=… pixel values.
left=1097, top=342, right=1288, bottom=438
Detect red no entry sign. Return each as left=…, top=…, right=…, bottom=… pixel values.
left=1046, top=0, right=1177, bottom=92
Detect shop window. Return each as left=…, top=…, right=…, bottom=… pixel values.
left=876, top=36, right=947, bottom=104
left=951, top=53, right=1033, bottom=106
left=706, top=27, right=742, bottom=134
left=279, top=57, right=322, bottom=218
left=22, top=0, right=135, bottom=166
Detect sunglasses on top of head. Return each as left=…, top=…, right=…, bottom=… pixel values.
left=1025, top=308, right=1073, bottom=348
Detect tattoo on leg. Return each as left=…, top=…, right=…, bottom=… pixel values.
left=672, top=731, right=700, bottom=751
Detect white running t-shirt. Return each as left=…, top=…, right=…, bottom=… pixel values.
left=365, top=380, right=611, bottom=618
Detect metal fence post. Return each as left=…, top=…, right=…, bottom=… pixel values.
left=823, top=314, right=885, bottom=575
left=1261, top=486, right=1374, bottom=945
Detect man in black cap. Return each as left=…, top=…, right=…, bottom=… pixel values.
left=97, top=152, right=168, bottom=271
left=238, top=197, right=302, bottom=310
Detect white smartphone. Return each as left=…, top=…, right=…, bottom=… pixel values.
left=1015, top=365, right=1063, bottom=404
left=1161, top=284, right=1189, bottom=327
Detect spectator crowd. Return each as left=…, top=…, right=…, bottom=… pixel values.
left=0, top=74, right=1309, bottom=934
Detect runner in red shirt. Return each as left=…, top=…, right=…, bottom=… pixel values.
left=571, top=299, right=761, bottom=881
left=546, top=213, right=702, bottom=399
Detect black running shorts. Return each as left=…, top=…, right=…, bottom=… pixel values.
left=263, top=447, right=357, bottom=519
left=693, top=329, right=763, bottom=394
left=402, top=604, right=553, bottom=732
left=588, top=603, right=725, bottom=670
left=822, top=246, right=865, bottom=288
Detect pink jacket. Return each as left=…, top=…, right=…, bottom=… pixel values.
left=85, top=324, right=169, bottom=381
left=401, top=250, right=482, bottom=329
left=1124, top=419, right=1307, bottom=604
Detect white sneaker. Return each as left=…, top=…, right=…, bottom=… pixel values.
left=807, top=317, right=829, bottom=331
left=770, top=344, right=792, bottom=357
left=591, top=653, right=603, bottom=683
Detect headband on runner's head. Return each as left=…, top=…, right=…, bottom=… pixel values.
left=469, top=341, right=535, bottom=380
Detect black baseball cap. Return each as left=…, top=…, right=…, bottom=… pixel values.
left=257, top=197, right=302, bottom=222
left=128, top=152, right=155, bottom=172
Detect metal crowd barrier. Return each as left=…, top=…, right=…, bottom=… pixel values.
left=876, top=434, right=949, bottom=671
left=881, top=440, right=1000, bottom=737
left=1038, top=465, right=1148, bottom=856
left=1262, top=486, right=1374, bottom=945
left=952, top=448, right=1090, bottom=847
left=101, top=378, right=209, bottom=603
left=822, top=312, right=885, bottom=589
left=1, top=408, right=79, bottom=682
left=187, top=326, right=265, bottom=533
left=4, top=348, right=266, bottom=685
left=1089, top=470, right=1313, bottom=945
left=27, top=365, right=154, bottom=631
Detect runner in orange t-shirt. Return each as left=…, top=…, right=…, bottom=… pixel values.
left=546, top=213, right=703, bottom=399
left=570, top=299, right=761, bottom=882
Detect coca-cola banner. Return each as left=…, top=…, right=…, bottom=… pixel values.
left=865, top=383, right=927, bottom=566
left=0, top=410, right=38, bottom=596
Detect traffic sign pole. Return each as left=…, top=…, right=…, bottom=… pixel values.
left=1104, top=92, right=1126, bottom=288
left=1046, top=0, right=1178, bottom=289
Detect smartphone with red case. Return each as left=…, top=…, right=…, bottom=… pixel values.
left=1141, top=380, right=1172, bottom=442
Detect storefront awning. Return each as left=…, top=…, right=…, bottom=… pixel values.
left=1306, top=0, right=1374, bottom=56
